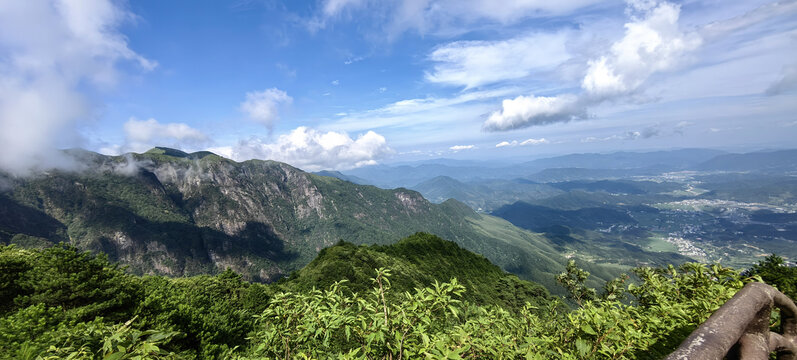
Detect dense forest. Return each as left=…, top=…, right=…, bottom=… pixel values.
left=2, top=233, right=794, bottom=359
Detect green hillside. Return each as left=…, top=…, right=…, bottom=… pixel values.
left=279, top=232, right=555, bottom=310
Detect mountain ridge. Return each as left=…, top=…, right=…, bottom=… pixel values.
left=0, top=147, right=636, bottom=294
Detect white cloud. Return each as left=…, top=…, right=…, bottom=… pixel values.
left=484, top=0, right=701, bottom=131
left=316, top=0, right=605, bottom=38
left=581, top=135, right=622, bottom=143
left=322, top=0, right=366, bottom=17
left=221, top=126, right=392, bottom=171
left=495, top=138, right=549, bottom=147
left=425, top=32, right=570, bottom=88
left=239, top=88, right=292, bottom=130
left=449, top=144, right=475, bottom=151
left=520, top=138, right=549, bottom=145
left=378, top=87, right=387, bottom=93
left=582, top=1, right=700, bottom=98
left=331, top=87, right=519, bottom=133
left=100, top=118, right=210, bottom=155
left=0, top=0, right=154, bottom=175
left=331, top=80, right=340, bottom=86
left=580, top=126, right=661, bottom=142
left=483, top=94, right=585, bottom=131
left=344, top=56, right=365, bottom=65
left=116, top=118, right=210, bottom=154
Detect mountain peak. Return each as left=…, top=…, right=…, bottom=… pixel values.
left=143, top=147, right=220, bottom=161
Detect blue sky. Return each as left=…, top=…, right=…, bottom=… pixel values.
left=1, top=0, right=796, bottom=173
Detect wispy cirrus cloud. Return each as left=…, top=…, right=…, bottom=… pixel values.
left=425, top=31, right=571, bottom=89
left=312, top=0, right=607, bottom=39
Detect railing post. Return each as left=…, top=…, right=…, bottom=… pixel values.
left=666, top=282, right=797, bottom=360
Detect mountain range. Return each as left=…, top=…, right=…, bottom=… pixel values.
left=1, top=147, right=684, bottom=294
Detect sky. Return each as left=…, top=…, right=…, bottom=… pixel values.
left=0, top=0, right=796, bottom=174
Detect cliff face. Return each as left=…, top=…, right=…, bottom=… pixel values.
left=0, top=148, right=489, bottom=281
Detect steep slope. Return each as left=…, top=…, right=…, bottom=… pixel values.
left=0, top=148, right=626, bottom=293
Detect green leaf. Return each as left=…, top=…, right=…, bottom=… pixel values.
left=575, top=338, right=591, bottom=356
left=580, top=323, right=597, bottom=336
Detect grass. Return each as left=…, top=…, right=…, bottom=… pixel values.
left=643, top=235, right=680, bottom=253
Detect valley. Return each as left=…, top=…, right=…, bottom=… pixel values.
left=341, top=149, right=797, bottom=270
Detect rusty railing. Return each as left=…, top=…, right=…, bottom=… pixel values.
left=666, top=282, right=796, bottom=360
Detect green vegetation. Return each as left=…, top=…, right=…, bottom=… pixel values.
left=279, top=233, right=555, bottom=311
left=3, top=236, right=793, bottom=359
left=744, top=254, right=797, bottom=300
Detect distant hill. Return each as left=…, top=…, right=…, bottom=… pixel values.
left=343, top=149, right=729, bottom=189
left=410, top=176, right=561, bottom=212
left=549, top=180, right=681, bottom=195
left=491, top=201, right=691, bottom=268
left=492, top=202, right=637, bottom=231
left=522, top=149, right=727, bottom=171
left=697, top=149, right=797, bottom=172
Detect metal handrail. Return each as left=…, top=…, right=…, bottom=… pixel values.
left=666, top=282, right=796, bottom=360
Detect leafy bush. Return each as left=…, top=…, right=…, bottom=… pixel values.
left=241, top=263, right=750, bottom=359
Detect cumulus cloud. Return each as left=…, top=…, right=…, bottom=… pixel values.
left=496, top=138, right=549, bottom=147
left=239, top=88, right=292, bottom=130
left=218, top=126, right=392, bottom=171
left=425, top=32, right=570, bottom=89
left=449, top=144, right=475, bottom=151
left=0, top=0, right=154, bottom=175
left=483, top=94, right=585, bottom=131
left=484, top=0, right=701, bottom=131
left=110, top=118, right=210, bottom=154
left=582, top=1, right=700, bottom=99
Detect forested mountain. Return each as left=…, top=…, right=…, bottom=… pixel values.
left=0, top=147, right=631, bottom=292
left=278, top=232, right=556, bottom=310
